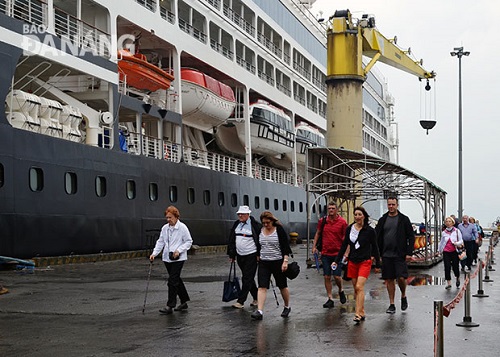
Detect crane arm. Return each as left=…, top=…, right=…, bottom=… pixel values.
left=361, top=27, right=435, bottom=80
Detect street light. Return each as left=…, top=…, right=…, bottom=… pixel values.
left=450, top=47, right=470, bottom=219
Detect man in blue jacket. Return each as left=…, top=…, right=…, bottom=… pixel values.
left=375, top=196, right=415, bottom=314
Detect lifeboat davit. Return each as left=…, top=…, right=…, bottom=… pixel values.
left=117, top=50, right=174, bottom=92
left=181, top=68, right=236, bottom=132
left=291, top=122, right=325, bottom=166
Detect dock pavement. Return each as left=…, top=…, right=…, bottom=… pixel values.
left=0, top=242, right=498, bottom=356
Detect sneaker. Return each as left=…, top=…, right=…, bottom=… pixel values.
left=174, top=302, right=188, bottom=311
left=281, top=307, right=291, bottom=318
left=250, top=300, right=258, bottom=307
left=386, top=304, right=396, bottom=314
left=232, top=302, right=244, bottom=309
left=159, top=306, right=173, bottom=315
left=401, top=297, right=408, bottom=311
left=251, top=310, right=263, bottom=320
left=339, top=291, right=347, bottom=304
left=0, top=287, right=9, bottom=295
left=456, top=279, right=460, bottom=288
left=323, top=299, right=334, bottom=308
left=445, top=284, right=451, bottom=290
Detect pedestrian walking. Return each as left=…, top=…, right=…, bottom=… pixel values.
left=227, top=205, right=261, bottom=309
left=332, top=206, right=380, bottom=323
left=438, top=217, right=463, bottom=289
left=311, top=202, right=348, bottom=308
left=375, top=196, right=415, bottom=314
left=251, top=211, right=293, bottom=320
left=150, top=205, right=193, bottom=315
left=457, top=215, right=477, bottom=271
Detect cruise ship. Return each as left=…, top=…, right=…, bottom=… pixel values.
left=0, top=0, right=396, bottom=258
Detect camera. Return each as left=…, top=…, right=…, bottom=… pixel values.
left=169, top=251, right=180, bottom=261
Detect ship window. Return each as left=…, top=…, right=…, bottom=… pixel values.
left=274, top=199, right=279, bottom=211
left=264, top=197, right=270, bottom=210
left=149, top=183, right=158, bottom=201
left=218, top=192, right=225, bottom=206
left=291, top=201, right=295, bottom=212
left=0, top=163, right=4, bottom=187
left=29, top=167, right=44, bottom=192
left=243, top=195, right=249, bottom=206
left=95, top=176, right=106, bottom=197
left=254, top=196, right=260, bottom=209
left=126, top=180, right=136, bottom=200
left=282, top=200, right=287, bottom=211
left=203, top=190, right=211, bottom=205
left=299, top=202, right=303, bottom=212
left=64, top=172, right=77, bottom=195
left=187, top=187, right=195, bottom=204
left=231, top=193, right=237, bottom=207
left=169, top=185, right=178, bottom=202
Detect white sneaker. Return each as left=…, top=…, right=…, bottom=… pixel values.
left=232, top=302, right=244, bottom=309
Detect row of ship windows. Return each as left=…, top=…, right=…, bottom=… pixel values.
left=0, top=165, right=323, bottom=214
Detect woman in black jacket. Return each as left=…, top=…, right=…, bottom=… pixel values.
left=251, top=211, right=293, bottom=320
left=332, top=206, right=381, bottom=323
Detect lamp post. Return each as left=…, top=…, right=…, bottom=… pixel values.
left=450, top=47, right=470, bottom=219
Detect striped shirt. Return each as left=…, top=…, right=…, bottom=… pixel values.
left=259, top=229, right=282, bottom=261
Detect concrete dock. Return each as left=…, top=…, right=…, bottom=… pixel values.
left=0, top=243, right=497, bottom=356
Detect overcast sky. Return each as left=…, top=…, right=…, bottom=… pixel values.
left=311, top=0, right=499, bottom=227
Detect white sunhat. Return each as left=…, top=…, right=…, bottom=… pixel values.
left=236, top=205, right=251, bottom=214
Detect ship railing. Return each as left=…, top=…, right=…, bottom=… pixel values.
left=205, top=0, right=221, bottom=10
left=134, top=0, right=156, bottom=12
left=1, top=0, right=47, bottom=27
left=293, top=60, right=311, bottom=80
left=236, top=56, right=256, bottom=74
left=294, top=94, right=306, bottom=106
left=257, top=32, right=282, bottom=58
left=179, top=18, right=207, bottom=44
left=277, top=83, right=291, bottom=97
left=223, top=4, right=255, bottom=37
left=257, top=70, right=275, bottom=86
left=283, top=53, right=291, bottom=65
left=307, top=102, right=318, bottom=113
left=54, top=7, right=111, bottom=59
left=312, top=76, right=327, bottom=92
left=160, top=6, right=175, bottom=24
left=210, top=39, right=234, bottom=60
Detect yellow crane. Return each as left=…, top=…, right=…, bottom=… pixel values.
left=326, top=10, right=436, bottom=151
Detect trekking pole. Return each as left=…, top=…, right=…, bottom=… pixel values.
left=270, top=278, right=279, bottom=307
left=142, top=261, right=153, bottom=314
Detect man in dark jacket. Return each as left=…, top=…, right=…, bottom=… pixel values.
left=227, top=205, right=261, bottom=309
left=375, top=196, right=415, bottom=314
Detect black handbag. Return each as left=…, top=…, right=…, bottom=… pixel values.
left=222, top=261, right=241, bottom=302
left=284, top=255, right=300, bottom=280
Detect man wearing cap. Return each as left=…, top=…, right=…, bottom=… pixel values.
left=227, top=206, right=261, bottom=309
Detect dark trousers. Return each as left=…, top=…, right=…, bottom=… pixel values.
left=236, top=253, right=258, bottom=304
left=443, top=251, right=460, bottom=281
left=164, top=261, right=190, bottom=307
left=460, top=240, right=475, bottom=269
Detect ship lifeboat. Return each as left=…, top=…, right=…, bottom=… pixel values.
left=117, top=50, right=174, bottom=92
left=181, top=68, right=236, bottom=132
left=214, top=100, right=295, bottom=162
left=290, top=122, right=325, bottom=166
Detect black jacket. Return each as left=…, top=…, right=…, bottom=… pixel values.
left=375, top=211, right=415, bottom=258
left=226, top=216, right=261, bottom=259
left=336, top=224, right=381, bottom=267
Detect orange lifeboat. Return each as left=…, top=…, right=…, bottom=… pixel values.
left=117, top=50, right=174, bottom=92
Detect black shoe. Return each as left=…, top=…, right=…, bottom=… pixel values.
left=251, top=310, right=263, bottom=320
left=174, top=302, right=188, bottom=311
left=159, top=306, right=173, bottom=315
left=445, top=284, right=451, bottom=290
left=281, top=307, right=291, bottom=318
left=339, top=291, right=347, bottom=304
left=456, top=279, right=460, bottom=288
left=386, top=304, right=396, bottom=314
left=323, top=299, right=334, bottom=308
left=401, top=297, right=408, bottom=311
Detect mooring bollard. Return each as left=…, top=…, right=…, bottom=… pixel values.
left=434, top=300, right=444, bottom=357
left=456, top=272, right=480, bottom=327
left=473, top=258, right=489, bottom=298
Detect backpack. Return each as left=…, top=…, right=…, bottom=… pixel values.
left=316, top=217, right=327, bottom=252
